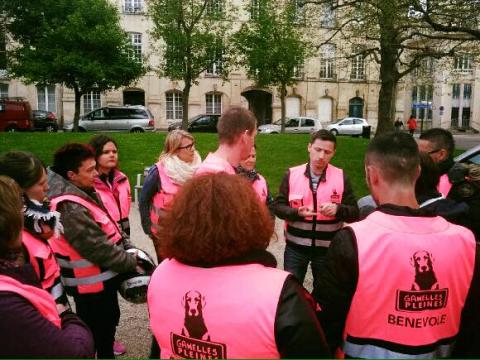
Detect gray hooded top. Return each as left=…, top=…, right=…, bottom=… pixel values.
left=47, top=168, right=137, bottom=274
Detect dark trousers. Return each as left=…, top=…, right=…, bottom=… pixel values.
left=74, top=281, right=120, bottom=359
left=284, top=242, right=328, bottom=284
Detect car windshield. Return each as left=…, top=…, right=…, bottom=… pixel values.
left=272, top=118, right=287, bottom=125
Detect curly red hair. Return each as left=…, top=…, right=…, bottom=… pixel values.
left=156, top=173, right=273, bottom=264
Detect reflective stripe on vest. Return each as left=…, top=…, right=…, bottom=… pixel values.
left=150, top=162, right=181, bottom=234
left=437, top=174, right=453, bottom=197
left=22, top=230, right=63, bottom=295
left=286, top=164, right=344, bottom=247
left=195, top=153, right=236, bottom=176
left=50, top=282, right=64, bottom=300
left=342, top=211, right=476, bottom=358
left=148, top=259, right=288, bottom=359
left=94, top=169, right=131, bottom=231
left=50, top=194, right=123, bottom=294
left=252, top=175, right=268, bottom=203
left=0, top=274, right=61, bottom=328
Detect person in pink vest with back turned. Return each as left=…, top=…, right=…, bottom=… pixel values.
left=418, top=128, right=456, bottom=197
left=89, top=136, right=131, bottom=356
left=274, top=130, right=359, bottom=285
left=312, top=132, right=480, bottom=358
left=195, top=106, right=257, bottom=176
left=236, top=144, right=274, bottom=216
left=0, top=175, right=94, bottom=358
left=48, top=143, right=138, bottom=359
left=148, top=173, right=330, bottom=359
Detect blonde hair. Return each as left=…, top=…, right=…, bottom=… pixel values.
left=467, top=164, right=480, bottom=182
left=158, top=130, right=194, bottom=162
left=0, top=175, right=23, bottom=258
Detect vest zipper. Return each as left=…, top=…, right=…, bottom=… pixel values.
left=312, top=189, right=318, bottom=246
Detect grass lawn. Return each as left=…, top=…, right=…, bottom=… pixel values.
left=0, top=132, right=371, bottom=197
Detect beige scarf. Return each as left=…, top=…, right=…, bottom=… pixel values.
left=162, top=151, right=202, bottom=185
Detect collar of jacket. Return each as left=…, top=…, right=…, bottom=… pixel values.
left=180, top=249, right=277, bottom=269
left=304, top=162, right=327, bottom=183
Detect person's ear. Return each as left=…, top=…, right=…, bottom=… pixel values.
left=438, top=149, right=448, bottom=162
left=66, top=170, right=76, bottom=181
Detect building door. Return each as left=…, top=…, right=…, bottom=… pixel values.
left=317, top=97, right=333, bottom=123
left=349, top=97, right=364, bottom=118
left=286, top=97, right=301, bottom=118
left=241, top=89, right=272, bottom=124
left=123, top=89, right=145, bottom=106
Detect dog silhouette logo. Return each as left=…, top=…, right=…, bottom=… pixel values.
left=181, top=290, right=210, bottom=341
left=410, top=250, right=439, bottom=291
left=330, top=189, right=340, bottom=203
left=171, top=290, right=227, bottom=358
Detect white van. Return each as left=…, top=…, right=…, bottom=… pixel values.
left=258, top=116, right=322, bottom=134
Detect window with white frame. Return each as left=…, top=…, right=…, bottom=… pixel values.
left=123, top=0, right=143, bottom=13
left=37, top=85, right=56, bottom=112
left=206, top=45, right=223, bottom=76
left=166, top=91, right=183, bottom=121
left=415, top=57, right=434, bottom=77
left=128, top=33, right=142, bottom=63
left=0, top=83, right=8, bottom=98
left=350, top=52, right=365, bottom=80
left=250, top=0, right=260, bottom=19
left=320, top=44, right=335, bottom=79
left=451, top=83, right=472, bottom=128
left=206, top=0, right=224, bottom=17
left=319, top=4, right=335, bottom=27
left=454, top=54, right=473, bottom=72
left=206, top=93, right=222, bottom=114
left=82, top=91, right=101, bottom=114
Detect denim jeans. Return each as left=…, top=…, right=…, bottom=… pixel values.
left=284, top=242, right=328, bottom=284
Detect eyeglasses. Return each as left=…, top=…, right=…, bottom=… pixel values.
left=178, top=142, right=195, bottom=151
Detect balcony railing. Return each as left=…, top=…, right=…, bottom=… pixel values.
left=123, top=5, right=144, bottom=14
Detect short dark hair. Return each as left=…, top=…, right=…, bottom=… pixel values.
left=0, top=151, right=45, bottom=189
left=415, top=152, right=441, bottom=198
left=366, top=132, right=420, bottom=184
left=89, top=135, right=118, bottom=161
left=52, top=143, right=95, bottom=179
left=419, top=128, right=455, bottom=158
left=310, top=129, right=337, bottom=148
left=217, top=106, right=257, bottom=145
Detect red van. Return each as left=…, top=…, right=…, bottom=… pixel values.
left=0, top=98, right=33, bottom=132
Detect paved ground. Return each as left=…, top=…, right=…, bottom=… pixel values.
left=115, top=205, right=306, bottom=358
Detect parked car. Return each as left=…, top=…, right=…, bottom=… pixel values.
left=257, top=117, right=322, bottom=134
left=64, top=105, right=154, bottom=132
left=326, top=117, right=369, bottom=136
left=454, top=144, right=480, bottom=165
left=167, top=114, right=220, bottom=132
left=0, top=98, right=33, bottom=132
left=32, top=110, right=58, bottom=132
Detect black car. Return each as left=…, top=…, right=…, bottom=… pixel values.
left=168, top=114, right=220, bottom=132
left=32, top=110, right=58, bottom=132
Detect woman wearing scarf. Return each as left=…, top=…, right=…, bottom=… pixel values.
left=0, top=175, right=94, bottom=358
left=0, top=151, right=69, bottom=313
left=139, top=129, right=201, bottom=258
left=236, top=145, right=274, bottom=216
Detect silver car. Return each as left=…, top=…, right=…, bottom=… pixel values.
left=64, top=105, right=155, bottom=132
left=326, top=117, right=368, bottom=136
left=258, top=117, right=322, bottom=134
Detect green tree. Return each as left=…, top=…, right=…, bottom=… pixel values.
left=4, top=0, right=145, bottom=131
left=234, top=0, right=312, bottom=133
left=305, top=0, right=475, bottom=135
left=148, top=0, right=234, bottom=130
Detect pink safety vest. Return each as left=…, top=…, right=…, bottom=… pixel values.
left=0, top=274, right=61, bottom=328
left=195, top=153, right=236, bottom=176
left=149, top=162, right=181, bottom=234
left=50, top=194, right=123, bottom=295
left=252, top=174, right=268, bottom=203
left=342, top=211, right=476, bottom=358
left=437, top=174, right=453, bottom=197
left=94, top=169, right=131, bottom=232
left=286, top=163, right=344, bottom=247
left=148, top=259, right=289, bottom=359
left=22, top=230, right=63, bottom=301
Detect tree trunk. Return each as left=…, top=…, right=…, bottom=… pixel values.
left=182, top=82, right=191, bottom=130
left=73, top=86, right=81, bottom=132
left=280, top=84, right=287, bottom=133
left=376, top=8, right=399, bottom=136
